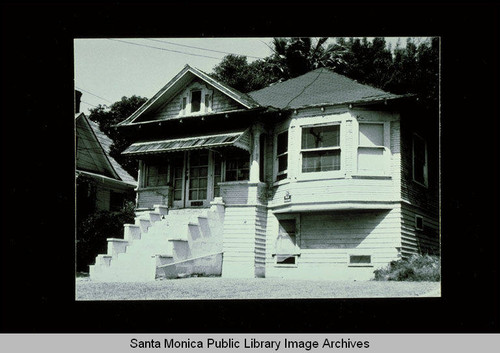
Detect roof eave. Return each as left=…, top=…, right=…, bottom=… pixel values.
left=116, top=65, right=261, bottom=127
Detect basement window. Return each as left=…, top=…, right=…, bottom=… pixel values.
left=415, top=215, right=424, bottom=231
left=348, top=255, right=372, bottom=267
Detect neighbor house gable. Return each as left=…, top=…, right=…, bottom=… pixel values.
left=117, top=65, right=261, bottom=126
left=76, top=112, right=136, bottom=185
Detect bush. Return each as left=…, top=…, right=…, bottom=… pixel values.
left=373, top=254, right=440, bottom=281
left=76, top=201, right=135, bottom=273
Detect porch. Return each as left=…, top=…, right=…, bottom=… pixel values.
left=125, top=127, right=267, bottom=210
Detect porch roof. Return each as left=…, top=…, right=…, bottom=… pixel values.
left=122, top=130, right=250, bottom=156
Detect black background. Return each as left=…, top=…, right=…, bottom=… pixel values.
left=1, top=1, right=498, bottom=333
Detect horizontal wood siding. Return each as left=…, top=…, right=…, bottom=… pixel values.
left=269, top=177, right=397, bottom=208
left=95, top=185, right=110, bottom=211
left=220, top=182, right=249, bottom=205
left=254, top=206, right=267, bottom=277
left=401, top=202, right=440, bottom=258
left=221, top=206, right=258, bottom=277
left=265, top=208, right=402, bottom=280
left=136, top=188, right=170, bottom=209
left=400, top=109, right=439, bottom=213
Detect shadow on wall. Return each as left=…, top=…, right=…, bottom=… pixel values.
left=300, top=210, right=391, bottom=250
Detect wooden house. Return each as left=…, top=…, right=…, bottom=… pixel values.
left=89, top=65, right=439, bottom=281
left=76, top=111, right=136, bottom=218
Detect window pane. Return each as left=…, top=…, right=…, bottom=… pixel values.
left=277, top=131, right=288, bottom=155
left=358, top=148, right=384, bottom=173
left=278, top=154, right=288, bottom=173
left=350, top=255, right=371, bottom=264
left=413, top=136, right=426, bottom=184
left=302, top=125, right=339, bottom=149
left=302, top=150, right=340, bottom=172
left=174, top=190, right=182, bottom=200
left=226, top=170, right=236, bottom=181
left=189, top=190, right=198, bottom=200
left=276, top=219, right=296, bottom=255
left=191, top=90, right=201, bottom=112
left=199, top=178, right=207, bottom=188
left=359, top=123, right=384, bottom=146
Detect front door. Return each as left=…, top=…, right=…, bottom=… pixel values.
left=171, top=153, right=186, bottom=208
left=185, top=150, right=211, bottom=207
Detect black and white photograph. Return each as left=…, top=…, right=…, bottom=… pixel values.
left=2, top=3, right=499, bottom=342
left=74, top=37, right=441, bottom=300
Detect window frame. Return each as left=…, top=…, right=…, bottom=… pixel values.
left=356, top=121, right=390, bottom=176
left=412, top=133, right=428, bottom=187
left=273, top=120, right=290, bottom=184
left=415, top=215, right=424, bottom=231
left=299, top=122, right=343, bottom=177
left=179, top=82, right=213, bottom=116
left=273, top=214, right=301, bottom=268
left=347, top=250, right=373, bottom=267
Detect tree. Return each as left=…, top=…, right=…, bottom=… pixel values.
left=88, top=95, right=148, bottom=178
left=269, top=37, right=346, bottom=80
left=210, top=54, right=280, bottom=93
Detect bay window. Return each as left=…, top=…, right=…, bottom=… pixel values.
left=357, top=123, right=386, bottom=174
left=276, top=130, right=288, bottom=181
left=301, top=124, right=341, bottom=173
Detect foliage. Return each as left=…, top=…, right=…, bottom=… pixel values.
left=210, top=55, right=280, bottom=93
left=270, top=37, right=346, bottom=80
left=76, top=201, right=135, bottom=273
left=211, top=37, right=438, bottom=113
left=88, top=95, right=148, bottom=178
left=373, top=254, right=441, bottom=281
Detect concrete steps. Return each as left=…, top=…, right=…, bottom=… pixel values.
left=89, top=198, right=225, bottom=282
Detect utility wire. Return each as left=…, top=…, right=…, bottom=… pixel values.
left=107, top=39, right=223, bottom=60
left=76, top=87, right=113, bottom=103
left=145, top=38, right=265, bottom=59
left=81, top=101, right=98, bottom=108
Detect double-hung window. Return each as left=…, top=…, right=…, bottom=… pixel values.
left=412, top=134, right=428, bottom=186
left=301, top=124, right=341, bottom=173
left=276, top=130, right=288, bottom=181
left=358, top=123, right=386, bottom=174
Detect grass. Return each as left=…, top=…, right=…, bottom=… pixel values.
left=75, top=277, right=440, bottom=300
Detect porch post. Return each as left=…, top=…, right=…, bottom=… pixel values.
left=249, top=123, right=265, bottom=183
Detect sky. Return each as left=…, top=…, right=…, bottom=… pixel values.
left=74, top=37, right=428, bottom=116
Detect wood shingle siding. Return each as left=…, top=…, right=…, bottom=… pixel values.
left=142, top=82, right=244, bottom=122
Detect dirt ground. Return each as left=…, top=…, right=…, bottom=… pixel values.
left=75, top=277, right=440, bottom=300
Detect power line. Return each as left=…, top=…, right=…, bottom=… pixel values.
left=107, top=39, right=223, bottom=60
left=76, top=87, right=113, bottom=103
left=145, top=38, right=265, bottom=60
left=81, top=101, right=98, bottom=108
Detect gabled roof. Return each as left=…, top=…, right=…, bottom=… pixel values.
left=117, top=65, right=260, bottom=126
left=248, top=67, right=405, bottom=109
left=76, top=113, right=136, bottom=186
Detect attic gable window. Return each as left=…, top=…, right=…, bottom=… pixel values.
left=179, top=83, right=213, bottom=116
left=191, top=90, right=201, bottom=112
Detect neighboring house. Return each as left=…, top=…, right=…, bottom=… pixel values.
left=89, top=65, right=439, bottom=282
left=75, top=111, right=136, bottom=219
